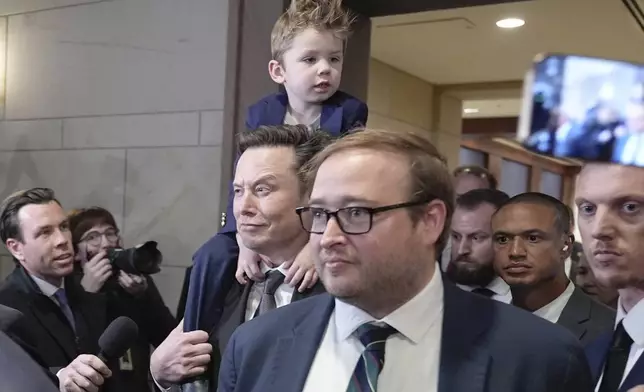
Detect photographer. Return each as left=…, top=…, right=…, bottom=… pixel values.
left=69, top=207, right=177, bottom=392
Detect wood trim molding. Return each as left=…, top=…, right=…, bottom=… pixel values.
left=529, top=166, right=542, bottom=193
left=461, top=138, right=580, bottom=175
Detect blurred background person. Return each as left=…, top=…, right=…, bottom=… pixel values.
left=570, top=242, right=618, bottom=309
left=441, top=166, right=498, bottom=271
left=447, top=188, right=511, bottom=302
left=69, top=207, right=177, bottom=392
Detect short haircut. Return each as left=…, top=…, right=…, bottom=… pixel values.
left=456, top=189, right=510, bottom=211
left=68, top=207, right=118, bottom=248
left=496, top=192, right=572, bottom=236
left=238, top=125, right=333, bottom=192
left=271, top=0, right=354, bottom=62
left=0, top=188, right=60, bottom=243
left=453, top=165, right=498, bottom=189
left=303, top=127, right=454, bottom=249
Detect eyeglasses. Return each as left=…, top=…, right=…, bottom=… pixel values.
left=81, top=229, right=119, bottom=246
left=295, top=200, right=430, bottom=235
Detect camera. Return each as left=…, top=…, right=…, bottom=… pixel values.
left=106, top=241, right=162, bottom=275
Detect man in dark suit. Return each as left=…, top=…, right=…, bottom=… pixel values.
left=0, top=188, right=113, bottom=391
left=492, top=192, right=615, bottom=344
left=151, top=125, right=332, bottom=391
left=575, top=163, right=644, bottom=391
left=218, top=128, right=593, bottom=392
left=182, top=0, right=368, bottom=342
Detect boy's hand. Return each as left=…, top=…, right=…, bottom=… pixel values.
left=235, top=233, right=264, bottom=284
left=283, top=242, right=319, bottom=292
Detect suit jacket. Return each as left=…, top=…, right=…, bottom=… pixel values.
left=218, top=282, right=593, bottom=392
left=586, top=331, right=644, bottom=391
left=0, top=304, right=60, bottom=390
left=557, top=287, right=615, bottom=345
left=0, top=266, right=107, bottom=376
left=207, top=280, right=326, bottom=389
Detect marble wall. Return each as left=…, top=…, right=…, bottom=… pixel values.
left=0, top=0, right=229, bottom=314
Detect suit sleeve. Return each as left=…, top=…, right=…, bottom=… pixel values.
left=217, top=329, right=239, bottom=392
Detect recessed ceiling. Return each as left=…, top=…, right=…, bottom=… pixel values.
left=371, top=0, right=644, bottom=84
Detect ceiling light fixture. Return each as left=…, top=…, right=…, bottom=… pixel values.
left=463, top=108, right=479, bottom=114
left=496, top=18, right=525, bottom=29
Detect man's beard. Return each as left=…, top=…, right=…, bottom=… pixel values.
left=446, top=256, right=496, bottom=287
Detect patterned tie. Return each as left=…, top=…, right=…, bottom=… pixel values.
left=255, top=270, right=286, bottom=316
left=346, top=323, right=398, bottom=392
left=54, top=289, right=76, bottom=333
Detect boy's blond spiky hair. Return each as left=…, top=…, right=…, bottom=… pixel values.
left=271, top=0, right=354, bottom=62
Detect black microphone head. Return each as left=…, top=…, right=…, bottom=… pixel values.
left=98, top=316, right=138, bottom=360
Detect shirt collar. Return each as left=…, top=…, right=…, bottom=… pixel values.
left=334, top=266, right=444, bottom=345
left=259, top=260, right=288, bottom=277
left=532, top=280, right=576, bottom=322
left=616, top=297, right=644, bottom=346
left=29, top=273, right=63, bottom=297
left=487, top=276, right=511, bottom=296
left=457, top=276, right=510, bottom=296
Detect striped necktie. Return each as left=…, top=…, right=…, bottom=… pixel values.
left=346, top=323, right=397, bottom=392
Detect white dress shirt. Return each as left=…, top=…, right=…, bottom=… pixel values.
left=244, top=262, right=294, bottom=321
left=458, top=276, right=512, bottom=304
left=302, top=267, right=444, bottom=392
left=594, top=297, right=644, bottom=391
left=532, top=281, right=575, bottom=323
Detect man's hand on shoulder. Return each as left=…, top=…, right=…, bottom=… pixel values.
left=58, top=354, right=111, bottom=392
left=283, top=242, right=319, bottom=293
left=150, top=321, right=212, bottom=389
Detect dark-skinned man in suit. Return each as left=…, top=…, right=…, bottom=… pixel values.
left=492, top=192, right=615, bottom=345
left=150, top=125, right=332, bottom=391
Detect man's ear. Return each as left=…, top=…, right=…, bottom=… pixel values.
left=561, top=234, right=573, bottom=260
left=5, top=239, right=24, bottom=263
left=419, top=200, right=447, bottom=248
left=268, top=60, right=286, bottom=84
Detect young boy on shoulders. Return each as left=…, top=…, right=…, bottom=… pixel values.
left=184, top=0, right=368, bottom=334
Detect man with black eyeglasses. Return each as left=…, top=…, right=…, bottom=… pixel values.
left=217, top=128, right=593, bottom=392
left=150, top=125, right=330, bottom=391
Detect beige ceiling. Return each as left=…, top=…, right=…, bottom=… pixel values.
left=371, top=0, right=644, bottom=85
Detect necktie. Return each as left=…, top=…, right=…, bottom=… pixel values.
left=598, top=321, right=633, bottom=392
left=472, top=287, right=495, bottom=298
left=346, top=323, right=397, bottom=392
left=54, top=289, right=76, bottom=333
left=256, top=270, right=285, bottom=316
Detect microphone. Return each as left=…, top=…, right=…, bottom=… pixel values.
left=97, top=316, right=139, bottom=364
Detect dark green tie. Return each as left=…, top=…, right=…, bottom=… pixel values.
left=346, top=323, right=397, bottom=392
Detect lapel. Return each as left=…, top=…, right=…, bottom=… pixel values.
left=262, top=93, right=289, bottom=126
left=557, top=288, right=591, bottom=341
left=320, top=103, right=343, bottom=136
left=13, top=268, right=78, bottom=361
left=585, top=331, right=611, bottom=382
left=621, top=353, right=644, bottom=391
left=438, top=283, right=490, bottom=392
left=216, top=282, right=254, bottom=354
left=269, top=294, right=335, bottom=392
left=291, top=281, right=326, bottom=303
